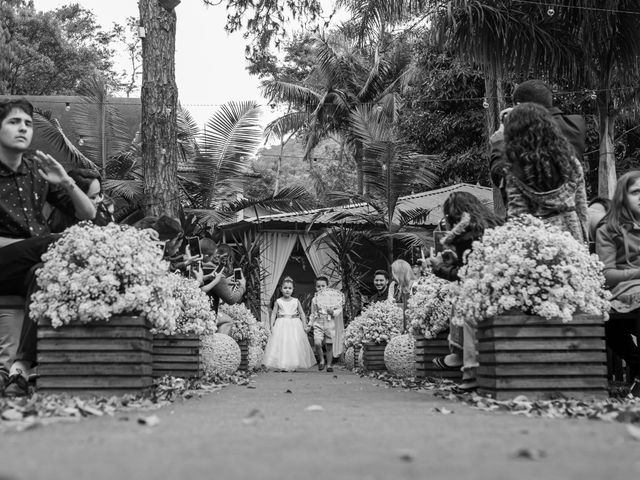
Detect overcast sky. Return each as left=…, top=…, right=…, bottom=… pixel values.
left=32, top=0, right=267, bottom=129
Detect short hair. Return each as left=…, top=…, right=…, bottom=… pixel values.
left=68, top=168, right=102, bottom=194
left=0, top=98, right=34, bottom=124
left=134, top=215, right=183, bottom=241
left=513, top=80, right=553, bottom=109
left=199, top=237, right=217, bottom=255
left=315, top=276, right=329, bottom=285
left=373, top=270, right=389, bottom=280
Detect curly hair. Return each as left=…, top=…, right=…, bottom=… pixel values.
left=442, top=191, right=502, bottom=240
left=504, top=102, right=579, bottom=192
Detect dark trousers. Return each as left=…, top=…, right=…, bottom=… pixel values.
left=0, top=236, right=57, bottom=366
left=605, top=315, right=640, bottom=381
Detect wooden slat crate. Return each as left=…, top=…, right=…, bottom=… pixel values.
left=37, top=316, right=153, bottom=396
left=414, top=332, right=462, bottom=380
left=152, top=334, right=200, bottom=378
left=362, top=342, right=387, bottom=371
left=353, top=345, right=361, bottom=368
left=477, top=312, right=608, bottom=400
left=237, top=339, right=249, bottom=371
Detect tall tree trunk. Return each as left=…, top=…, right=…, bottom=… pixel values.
left=139, top=0, right=180, bottom=217
left=596, top=90, right=617, bottom=199
left=484, top=63, right=506, bottom=217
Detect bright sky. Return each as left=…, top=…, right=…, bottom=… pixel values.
left=32, top=0, right=268, bottom=129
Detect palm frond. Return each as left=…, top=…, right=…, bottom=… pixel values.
left=264, top=111, right=308, bottom=142
left=261, top=79, right=321, bottom=111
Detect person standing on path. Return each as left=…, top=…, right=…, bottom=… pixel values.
left=263, top=276, right=317, bottom=372
left=309, top=276, right=344, bottom=372
left=0, top=99, right=96, bottom=396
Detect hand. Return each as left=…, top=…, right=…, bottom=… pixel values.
left=33, top=151, right=72, bottom=186
left=326, top=308, right=334, bottom=316
left=429, top=253, right=444, bottom=268
left=192, top=264, right=204, bottom=285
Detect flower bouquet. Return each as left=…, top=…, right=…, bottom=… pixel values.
left=407, top=274, right=455, bottom=339
left=452, top=215, right=610, bottom=325
left=154, top=273, right=217, bottom=336
left=31, top=223, right=179, bottom=329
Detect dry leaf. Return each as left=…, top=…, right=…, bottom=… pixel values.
left=627, top=424, right=640, bottom=441
left=1, top=409, right=24, bottom=421
left=137, top=414, right=160, bottom=426
left=434, top=407, right=453, bottom=415
left=242, top=408, right=264, bottom=425
left=513, top=448, right=547, bottom=460
left=304, top=405, right=325, bottom=412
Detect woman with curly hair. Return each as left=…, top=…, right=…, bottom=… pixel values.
left=504, top=102, right=589, bottom=242
left=430, top=191, right=502, bottom=390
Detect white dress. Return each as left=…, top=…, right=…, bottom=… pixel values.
left=263, top=297, right=317, bottom=371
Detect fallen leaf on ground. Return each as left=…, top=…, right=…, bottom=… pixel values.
left=1, top=409, right=24, bottom=421
left=284, top=389, right=292, bottom=394
left=396, top=449, right=415, bottom=462
left=137, top=414, right=160, bottom=426
left=304, top=405, right=325, bottom=412
left=627, top=424, right=640, bottom=441
left=434, top=407, right=453, bottom=415
left=242, top=408, right=264, bottom=425
left=513, top=448, right=547, bottom=460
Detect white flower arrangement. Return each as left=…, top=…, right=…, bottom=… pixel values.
left=30, top=223, right=180, bottom=330
left=249, top=322, right=269, bottom=350
left=344, top=300, right=403, bottom=347
left=407, top=274, right=455, bottom=339
left=221, top=303, right=257, bottom=343
left=451, top=215, right=611, bottom=325
left=154, top=273, right=217, bottom=336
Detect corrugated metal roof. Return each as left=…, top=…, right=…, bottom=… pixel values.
left=230, top=183, right=493, bottom=227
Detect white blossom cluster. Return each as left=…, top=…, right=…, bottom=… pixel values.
left=451, top=215, right=611, bottom=325
left=344, top=300, right=403, bottom=347
left=30, top=223, right=180, bottom=329
left=407, top=273, right=455, bottom=339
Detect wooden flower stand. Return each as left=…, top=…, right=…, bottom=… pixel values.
left=237, top=339, right=249, bottom=371
left=362, top=342, right=387, bottom=371
left=37, top=315, right=153, bottom=395
left=414, top=332, right=462, bottom=380
left=354, top=345, right=361, bottom=368
left=152, top=334, right=200, bottom=378
left=477, top=312, right=608, bottom=400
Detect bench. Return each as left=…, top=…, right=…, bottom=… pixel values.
left=0, top=296, right=25, bottom=372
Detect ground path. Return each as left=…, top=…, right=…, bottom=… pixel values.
left=1, top=368, right=639, bottom=480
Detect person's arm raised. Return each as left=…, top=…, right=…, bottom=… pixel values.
left=35, top=151, right=96, bottom=220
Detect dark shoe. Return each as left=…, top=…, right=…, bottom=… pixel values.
left=457, top=378, right=478, bottom=392
left=432, top=356, right=461, bottom=371
left=3, top=374, right=29, bottom=397
left=630, top=378, right=640, bottom=398
left=318, top=362, right=325, bottom=371
left=326, top=366, right=334, bottom=373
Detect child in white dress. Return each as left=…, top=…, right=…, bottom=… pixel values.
left=263, top=276, right=317, bottom=371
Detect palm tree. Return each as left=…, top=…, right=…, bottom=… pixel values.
left=313, top=99, right=440, bottom=263
left=262, top=33, right=418, bottom=194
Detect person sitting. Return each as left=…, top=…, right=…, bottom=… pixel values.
left=0, top=99, right=96, bottom=396
left=503, top=102, right=589, bottom=242
left=195, top=243, right=246, bottom=316
left=366, top=270, right=396, bottom=307
left=595, top=171, right=640, bottom=397
left=47, top=168, right=114, bottom=232
left=430, top=191, right=502, bottom=391
left=490, top=79, right=586, bottom=206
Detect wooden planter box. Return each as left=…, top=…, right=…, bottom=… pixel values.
left=237, top=339, right=249, bottom=371
left=363, top=342, right=387, bottom=371
left=153, top=334, right=200, bottom=378
left=37, top=315, right=153, bottom=395
left=477, top=312, right=608, bottom=400
left=414, top=331, right=462, bottom=380
left=354, top=345, right=361, bottom=368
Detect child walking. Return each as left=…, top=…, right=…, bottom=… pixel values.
left=263, top=276, right=317, bottom=372
left=309, top=276, right=344, bottom=372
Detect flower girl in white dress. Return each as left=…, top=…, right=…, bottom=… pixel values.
left=263, top=276, right=317, bottom=371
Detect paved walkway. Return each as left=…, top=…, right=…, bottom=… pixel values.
left=1, top=369, right=639, bottom=480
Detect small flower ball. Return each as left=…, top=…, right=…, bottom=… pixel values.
left=200, top=333, right=241, bottom=375
left=247, top=345, right=264, bottom=371
left=384, top=334, right=416, bottom=377
left=344, top=347, right=355, bottom=370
